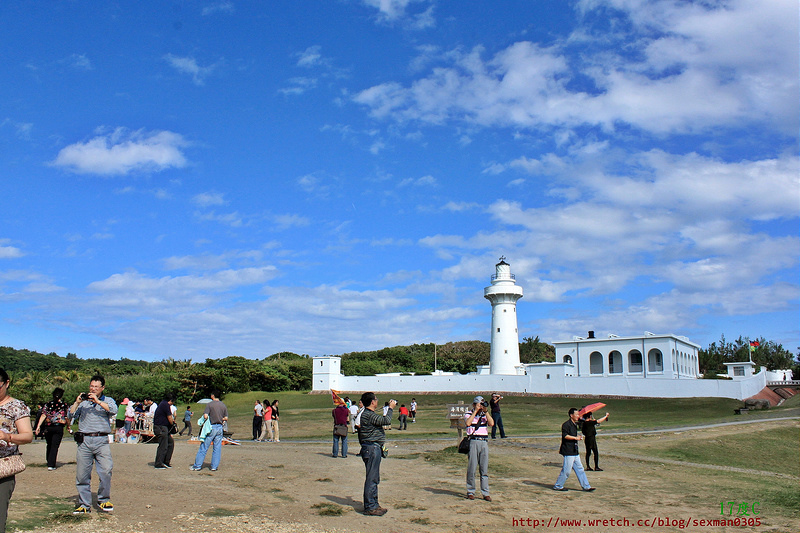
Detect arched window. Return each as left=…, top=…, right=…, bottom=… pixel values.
left=590, top=352, right=603, bottom=374
left=628, top=350, right=643, bottom=373
left=563, top=355, right=573, bottom=364
left=648, top=349, right=663, bottom=372
left=609, top=351, right=623, bottom=374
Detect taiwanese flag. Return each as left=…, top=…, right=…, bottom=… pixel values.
left=330, top=389, right=346, bottom=406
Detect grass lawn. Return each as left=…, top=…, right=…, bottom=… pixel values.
left=617, top=424, right=799, bottom=477
left=211, top=390, right=797, bottom=442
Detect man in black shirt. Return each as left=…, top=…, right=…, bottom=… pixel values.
left=581, top=411, right=609, bottom=471
left=489, top=393, right=506, bottom=439
left=553, top=408, right=594, bottom=492
left=153, top=394, right=175, bottom=469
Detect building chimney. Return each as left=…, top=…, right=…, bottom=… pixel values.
left=588, top=331, right=595, bottom=339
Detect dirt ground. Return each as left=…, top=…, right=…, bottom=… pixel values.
left=10, top=420, right=798, bottom=533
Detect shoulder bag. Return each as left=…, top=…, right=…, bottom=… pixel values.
left=458, top=436, right=471, bottom=454
left=0, top=453, right=25, bottom=478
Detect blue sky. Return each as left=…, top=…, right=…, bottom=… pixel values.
left=1, top=0, right=798, bottom=362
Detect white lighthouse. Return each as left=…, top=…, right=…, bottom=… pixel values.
left=484, top=257, right=523, bottom=375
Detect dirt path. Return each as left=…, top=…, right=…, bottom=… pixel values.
left=11, top=421, right=798, bottom=533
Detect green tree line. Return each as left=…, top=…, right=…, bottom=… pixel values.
left=698, top=335, right=796, bottom=377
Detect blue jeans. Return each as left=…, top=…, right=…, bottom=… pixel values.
left=491, top=412, right=505, bottom=438
left=333, top=433, right=348, bottom=457
left=193, top=424, right=223, bottom=470
left=76, top=436, right=113, bottom=508
left=554, top=454, right=591, bottom=490
left=360, top=443, right=382, bottom=511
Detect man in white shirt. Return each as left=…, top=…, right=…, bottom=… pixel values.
left=252, top=400, right=264, bottom=440
left=349, top=402, right=359, bottom=433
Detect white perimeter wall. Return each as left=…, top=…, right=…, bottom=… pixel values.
left=314, top=358, right=766, bottom=400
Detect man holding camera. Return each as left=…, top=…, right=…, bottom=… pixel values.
left=465, top=395, right=494, bottom=501
left=489, top=393, right=506, bottom=439
left=357, top=392, right=394, bottom=516
left=70, top=375, right=117, bottom=515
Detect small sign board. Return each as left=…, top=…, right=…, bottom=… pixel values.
left=447, top=403, right=468, bottom=436
left=447, top=403, right=471, bottom=419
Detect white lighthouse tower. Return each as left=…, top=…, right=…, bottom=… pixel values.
left=484, top=257, right=523, bottom=375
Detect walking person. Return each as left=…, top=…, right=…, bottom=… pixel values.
left=33, top=387, right=68, bottom=470
left=410, top=398, right=417, bottom=422
left=190, top=390, right=227, bottom=471
left=178, top=406, right=193, bottom=437
left=357, top=393, right=394, bottom=516
left=0, top=368, right=34, bottom=532
left=252, top=400, right=263, bottom=441
left=465, top=395, right=494, bottom=501
left=70, top=375, right=118, bottom=514
left=553, top=408, right=594, bottom=492
left=489, top=393, right=506, bottom=439
left=582, top=411, right=609, bottom=471
left=270, top=400, right=280, bottom=442
left=332, top=403, right=349, bottom=458
left=152, top=394, right=175, bottom=469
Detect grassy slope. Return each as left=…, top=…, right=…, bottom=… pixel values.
left=217, top=390, right=796, bottom=440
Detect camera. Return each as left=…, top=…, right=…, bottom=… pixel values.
left=480, top=400, right=489, bottom=408
left=80, top=393, right=90, bottom=401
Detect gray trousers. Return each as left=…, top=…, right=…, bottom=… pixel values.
left=0, top=475, right=15, bottom=531
left=76, top=436, right=113, bottom=508
left=466, top=438, right=489, bottom=496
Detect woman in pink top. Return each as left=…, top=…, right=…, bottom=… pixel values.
left=259, top=400, right=274, bottom=442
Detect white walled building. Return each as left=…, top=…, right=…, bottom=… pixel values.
left=312, top=260, right=766, bottom=400
left=552, top=331, right=700, bottom=379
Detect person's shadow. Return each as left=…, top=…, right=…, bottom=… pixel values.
left=321, top=494, right=361, bottom=512
left=521, top=480, right=555, bottom=490
left=422, top=486, right=463, bottom=498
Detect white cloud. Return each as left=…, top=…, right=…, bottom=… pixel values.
left=355, top=1, right=798, bottom=134
left=192, top=191, right=227, bottom=207
left=87, top=267, right=278, bottom=310
left=279, top=77, right=318, bottom=96
left=422, top=149, right=799, bottom=319
left=0, top=240, right=24, bottom=259
left=51, top=128, right=188, bottom=176
left=202, top=1, right=234, bottom=16
left=195, top=210, right=245, bottom=227
left=441, top=201, right=481, bottom=212
left=399, top=174, right=437, bottom=187
left=272, top=213, right=311, bottom=230
left=163, top=54, right=217, bottom=85
left=360, top=0, right=436, bottom=29
left=62, top=53, right=92, bottom=70
left=1, top=119, right=34, bottom=140
left=361, top=0, right=414, bottom=21
left=296, top=46, right=324, bottom=68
